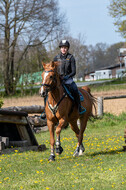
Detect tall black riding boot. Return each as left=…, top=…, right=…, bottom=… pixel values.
left=70, top=82, right=86, bottom=115
left=40, top=97, right=46, bottom=119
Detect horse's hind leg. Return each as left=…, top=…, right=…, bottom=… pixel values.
left=78, top=117, right=88, bottom=155
left=73, top=117, right=88, bottom=156
left=69, top=119, right=80, bottom=139
left=69, top=119, right=83, bottom=156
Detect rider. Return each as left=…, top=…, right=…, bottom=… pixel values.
left=53, top=40, right=85, bottom=115
left=41, top=40, right=85, bottom=119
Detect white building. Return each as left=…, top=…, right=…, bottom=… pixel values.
left=95, top=69, right=112, bottom=80
left=85, top=69, right=112, bottom=81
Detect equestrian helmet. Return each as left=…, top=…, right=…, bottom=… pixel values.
left=59, top=40, right=70, bottom=49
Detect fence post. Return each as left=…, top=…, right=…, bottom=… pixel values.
left=97, top=97, right=103, bottom=117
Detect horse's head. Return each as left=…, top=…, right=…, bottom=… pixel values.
left=40, top=61, right=59, bottom=97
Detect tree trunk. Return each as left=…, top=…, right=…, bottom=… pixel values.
left=3, top=1, right=16, bottom=95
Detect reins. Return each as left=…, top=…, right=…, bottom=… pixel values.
left=42, top=68, right=67, bottom=122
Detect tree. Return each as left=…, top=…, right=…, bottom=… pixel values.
left=87, top=43, right=108, bottom=72
left=19, top=41, right=49, bottom=76
left=0, top=0, right=66, bottom=95
left=109, top=0, right=126, bottom=38
left=105, top=42, right=125, bottom=66
left=67, top=35, right=88, bottom=78
left=87, top=42, right=125, bottom=73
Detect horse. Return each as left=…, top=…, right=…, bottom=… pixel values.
left=40, top=61, right=96, bottom=161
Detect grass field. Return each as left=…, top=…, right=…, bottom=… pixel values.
left=0, top=113, right=126, bottom=190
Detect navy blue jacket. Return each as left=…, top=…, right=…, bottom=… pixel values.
left=53, top=53, right=76, bottom=79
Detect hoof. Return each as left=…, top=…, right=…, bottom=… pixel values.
left=56, top=146, right=63, bottom=155
left=79, top=144, right=85, bottom=156
left=73, top=147, right=79, bottom=157
left=48, top=155, right=55, bottom=161
left=79, top=144, right=85, bottom=152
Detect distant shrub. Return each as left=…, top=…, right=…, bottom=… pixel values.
left=0, top=98, right=3, bottom=108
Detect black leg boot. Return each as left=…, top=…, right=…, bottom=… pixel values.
left=40, top=97, right=46, bottom=119
left=70, top=82, right=86, bottom=115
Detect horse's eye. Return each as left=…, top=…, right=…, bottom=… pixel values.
left=50, top=75, right=53, bottom=79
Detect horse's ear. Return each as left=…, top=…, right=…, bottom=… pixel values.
left=42, top=62, right=46, bottom=68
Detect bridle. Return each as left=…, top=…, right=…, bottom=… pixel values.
left=41, top=68, right=67, bottom=122
left=41, top=69, right=57, bottom=91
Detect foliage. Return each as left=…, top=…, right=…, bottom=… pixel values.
left=109, top=0, right=126, bottom=38
left=0, top=113, right=126, bottom=189
left=0, top=0, right=67, bottom=95
left=0, top=97, right=3, bottom=108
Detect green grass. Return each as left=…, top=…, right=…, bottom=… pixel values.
left=0, top=113, right=126, bottom=190
left=90, top=77, right=126, bottom=92
left=90, top=82, right=126, bottom=93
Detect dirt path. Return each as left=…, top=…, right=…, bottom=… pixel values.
left=2, top=89, right=126, bottom=115
left=3, top=95, right=44, bottom=107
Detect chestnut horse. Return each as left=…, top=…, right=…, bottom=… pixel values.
left=40, top=61, right=96, bottom=161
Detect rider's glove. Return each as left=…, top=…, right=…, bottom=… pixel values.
left=63, top=75, right=69, bottom=81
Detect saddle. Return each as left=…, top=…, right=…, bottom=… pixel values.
left=62, top=84, right=84, bottom=102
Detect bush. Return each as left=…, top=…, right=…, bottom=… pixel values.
left=0, top=98, right=3, bottom=108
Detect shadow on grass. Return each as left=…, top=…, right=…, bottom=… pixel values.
left=0, top=145, right=48, bottom=155
left=86, top=148, right=124, bottom=157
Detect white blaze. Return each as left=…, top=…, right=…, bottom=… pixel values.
left=40, top=72, right=49, bottom=95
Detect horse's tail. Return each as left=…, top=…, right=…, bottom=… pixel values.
left=81, top=86, right=97, bottom=119
left=89, top=92, right=97, bottom=119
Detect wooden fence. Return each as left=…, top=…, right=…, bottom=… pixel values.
left=97, top=95, right=126, bottom=117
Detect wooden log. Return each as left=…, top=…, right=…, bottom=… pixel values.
left=104, top=95, right=126, bottom=100
left=0, top=114, right=27, bottom=125
left=1, top=105, right=45, bottom=114
left=34, top=126, right=48, bottom=133
left=0, top=109, right=28, bottom=116
left=27, top=116, right=47, bottom=127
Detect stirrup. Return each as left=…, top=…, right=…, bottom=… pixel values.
left=40, top=112, right=46, bottom=119
left=79, top=106, right=86, bottom=115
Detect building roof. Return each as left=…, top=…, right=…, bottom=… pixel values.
left=85, top=63, right=125, bottom=75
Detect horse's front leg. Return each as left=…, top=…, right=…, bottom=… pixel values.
left=55, top=118, right=66, bottom=155
left=47, top=120, right=55, bottom=161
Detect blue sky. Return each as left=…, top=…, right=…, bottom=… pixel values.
left=59, top=0, right=125, bottom=46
